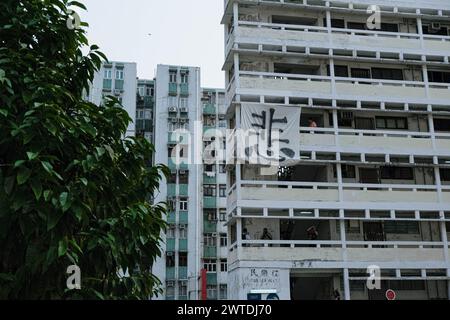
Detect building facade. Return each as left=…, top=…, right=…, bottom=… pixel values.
left=87, top=61, right=137, bottom=137
left=222, top=0, right=450, bottom=300
left=152, top=65, right=228, bottom=300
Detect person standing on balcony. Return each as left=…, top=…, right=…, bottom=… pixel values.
left=308, top=118, right=318, bottom=128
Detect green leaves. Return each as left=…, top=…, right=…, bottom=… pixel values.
left=0, top=0, right=166, bottom=300
left=17, top=167, right=31, bottom=185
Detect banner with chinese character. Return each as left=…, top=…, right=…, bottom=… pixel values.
left=240, top=104, right=301, bottom=165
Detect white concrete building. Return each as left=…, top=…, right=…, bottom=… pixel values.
left=222, top=0, right=450, bottom=300
left=152, top=65, right=228, bottom=300
left=87, top=61, right=137, bottom=137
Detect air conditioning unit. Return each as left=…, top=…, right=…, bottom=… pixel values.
left=179, top=224, right=187, bottom=230
left=179, top=118, right=187, bottom=124
left=180, top=107, right=188, bottom=113
left=167, top=281, right=175, bottom=286
left=179, top=170, right=187, bottom=175
left=166, top=252, right=174, bottom=257
left=168, top=106, right=177, bottom=113
left=211, top=232, right=218, bottom=237
left=114, top=89, right=122, bottom=96
left=430, top=22, right=441, bottom=31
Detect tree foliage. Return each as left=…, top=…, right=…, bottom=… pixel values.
left=0, top=0, right=168, bottom=299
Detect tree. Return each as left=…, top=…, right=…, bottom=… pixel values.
left=0, top=0, right=168, bottom=299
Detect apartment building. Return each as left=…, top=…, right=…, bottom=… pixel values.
left=136, top=79, right=155, bottom=144
left=152, top=65, right=228, bottom=300
left=86, top=61, right=137, bottom=137
left=222, top=0, right=450, bottom=300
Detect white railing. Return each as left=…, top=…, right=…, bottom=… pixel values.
left=238, top=20, right=450, bottom=43
left=239, top=70, right=450, bottom=90
left=241, top=239, right=446, bottom=249
left=299, top=127, right=450, bottom=140
left=241, top=180, right=450, bottom=192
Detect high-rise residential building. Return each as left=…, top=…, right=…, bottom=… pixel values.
left=222, top=0, right=450, bottom=300
left=152, top=65, right=228, bottom=300
left=136, top=79, right=155, bottom=145
left=87, top=61, right=137, bottom=137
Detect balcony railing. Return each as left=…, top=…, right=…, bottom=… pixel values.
left=239, top=70, right=450, bottom=91
left=237, top=20, right=450, bottom=43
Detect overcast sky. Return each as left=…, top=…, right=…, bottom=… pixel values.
left=80, top=0, right=225, bottom=88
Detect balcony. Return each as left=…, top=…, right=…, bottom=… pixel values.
left=167, top=184, right=176, bottom=197
left=180, top=83, right=189, bottom=96
left=231, top=22, right=450, bottom=59
left=167, top=212, right=176, bottom=224
left=114, top=79, right=124, bottom=91
left=203, top=173, right=217, bottom=184
left=179, top=239, right=188, bottom=252
left=203, top=196, right=217, bottom=208
left=203, top=103, right=216, bottom=115
left=233, top=180, right=450, bottom=211
left=168, top=158, right=189, bottom=171
left=166, top=239, right=176, bottom=251
left=204, top=220, right=217, bottom=233
left=204, top=246, right=217, bottom=258
left=237, top=71, right=450, bottom=105
left=298, top=127, right=450, bottom=155
left=207, top=273, right=217, bottom=285
left=179, top=211, right=188, bottom=224
left=166, top=267, right=175, bottom=280
left=103, top=79, right=112, bottom=91
left=169, top=83, right=177, bottom=96
left=179, top=266, right=188, bottom=279
left=168, top=132, right=189, bottom=145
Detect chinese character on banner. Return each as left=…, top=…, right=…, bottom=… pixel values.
left=240, top=104, right=301, bottom=166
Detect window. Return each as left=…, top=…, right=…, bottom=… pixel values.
left=334, top=164, right=356, bottom=179
left=169, top=96, right=178, bottom=108
left=180, top=98, right=188, bottom=109
left=359, top=168, right=379, bottom=183
left=388, top=280, right=425, bottom=291
left=441, top=169, right=450, bottom=181
left=428, top=71, right=450, bottom=83
left=204, top=164, right=215, bottom=172
left=181, top=72, right=189, bottom=83
left=179, top=226, right=188, bottom=239
left=168, top=173, right=177, bottom=183
left=329, top=19, right=345, bottom=28
left=204, top=233, right=216, bottom=246
left=220, top=259, right=228, bottom=272
left=384, top=221, right=420, bottom=234
left=168, top=122, right=178, bottom=132
left=104, top=68, right=112, bottom=79
left=167, top=226, right=176, bottom=238
left=146, top=86, right=154, bottom=96
left=179, top=173, right=189, bottom=184
left=380, top=23, right=399, bottom=33
left=219, top=120, right=227, bottom=128
left=423, top=25, right=449, bottom=36
left=166, top=253, right=175, bottom=267
left=169, top=71, right=177, bottom=83
left=207, top=285, right=217, bottom=300
left=219, top=185, right=226, bottom=197
left=376, top=117, right=408, bottom=130
left=351, top=68, right=371, bottom=79
left=347, top=22, right=366, bottom=30
left=434, top=118, right=450, bottom=132
left=179, top=198, right=188, bottom=211
left=138, top=86, right=145, bottom=97
left=204, top=185, right=217, bottom=196
left=219, top=209, right=227, bottom=222
left=381, top=166, right=414, bottom=180
left=372, top=68, right=403, bottom=80
left=204, top=259, right=217, bottom=272
left=179, top=282, right=187, bottom=296
left=115, top=69, right=124, bottom=80
left=355, top=117, right=375, bottom=130
left=179, top=252, right=188, bottom=267
left=334, top=65, right=349, bottom=77
left=166, top=282, right=175, bottom=296
left=220, top=233, right=227, bottom=247
left=219, top=284, right=227, bottom=300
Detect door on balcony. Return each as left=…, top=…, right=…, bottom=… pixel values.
left=363, top=222, right=385, bottom=242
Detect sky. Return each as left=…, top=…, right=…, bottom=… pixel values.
left=80, top=0, right=225, bottom=88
